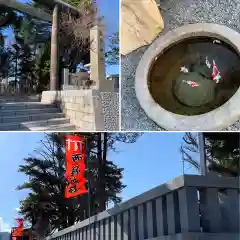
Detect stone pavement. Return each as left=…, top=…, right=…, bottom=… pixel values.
left=121, top=0, right=240, bottom=131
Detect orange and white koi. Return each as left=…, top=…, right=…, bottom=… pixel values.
left=211, top=60, right=222, bottom=83
left=182, top=80, right=199, bottom=87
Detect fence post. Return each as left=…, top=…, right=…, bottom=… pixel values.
left=178, top=187, right=201, bottom=232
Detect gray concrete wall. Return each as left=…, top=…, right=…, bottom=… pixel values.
left=46, top=175, right=239, bottom=240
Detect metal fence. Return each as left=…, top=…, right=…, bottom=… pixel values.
left=47, top=174, right=239, bottom=240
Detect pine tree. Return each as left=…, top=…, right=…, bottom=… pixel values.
left=180, top=132, right=240, bottom=177
left=17, top=132, right=142, bottom=237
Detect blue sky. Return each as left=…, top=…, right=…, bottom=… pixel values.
left=96, top=0, right=119, bottom=75
left=5, top=0, right=119, bottom=75
left=0, top=132, right=199, bottom=232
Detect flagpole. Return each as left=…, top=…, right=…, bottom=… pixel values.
left=86, top=138, right=92, bottom=218
left=198, top=132, right=207, bottom=176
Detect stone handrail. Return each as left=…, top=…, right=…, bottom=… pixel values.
left=47, top=174, right=239, bottom=240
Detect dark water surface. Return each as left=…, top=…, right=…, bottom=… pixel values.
left=148, top=37, right=240, bottom=115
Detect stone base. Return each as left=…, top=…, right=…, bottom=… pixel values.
left=148, top=232, right=239, bottom=240
left=41, top=91, right=59, bottom=104
left=62, top=78, right=115, bottom=92
left=41, top=89, right=119, bottom=131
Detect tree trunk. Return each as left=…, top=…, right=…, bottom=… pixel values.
left=35, top=216, right=49, bottom=240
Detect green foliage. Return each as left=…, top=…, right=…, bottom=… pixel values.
left=0, top=6, right=20, bottom=78
left=180, top=132, right=240, bottom=177
left=17, top=132, right=143, bottom=235
left=15, top=14, right=51, bottom=91
left=0, top=3, right=52, bottom=92
left=0, top=47, right=10, bottom=78
left=0, top=6, right=20, bottom=30
left=1, top=0, right=118, bottom=92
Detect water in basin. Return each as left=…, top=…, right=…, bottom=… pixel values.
left=148, top=37, right=240, bottom=115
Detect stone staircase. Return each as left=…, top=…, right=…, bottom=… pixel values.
left=0, top=95, right=77, bottom=131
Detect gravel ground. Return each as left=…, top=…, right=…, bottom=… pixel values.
left=121, top=0, right=240, bottom=131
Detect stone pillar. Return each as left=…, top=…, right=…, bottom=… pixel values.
left=63, top=68, right=69, bottom=85
left=90, top=25, right=105, bottom=89
left=50, top=4, right=59, bottom=91
left=90, top=25, right=113, bottom=91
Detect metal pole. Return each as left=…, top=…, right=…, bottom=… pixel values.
left=86, top=138, right=92, bottom=218
left=198, top=132, right=207, bottom=176
left=238, top=132, right=240, bottom=176
left=182, top=158, right=185, bottom=175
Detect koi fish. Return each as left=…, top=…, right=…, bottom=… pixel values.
left=205, top=57, right=211, bottom=68
left=213, top=40, right=221, bottom=44
left=180, top=66, right=189, bottom=73
left=182, top=80, right=199, bottom=87
left=212, top=60, right=222, bottom=83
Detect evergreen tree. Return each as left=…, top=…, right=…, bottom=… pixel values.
left=0, top=6, right=20, bottom=79
left=13, top=14, right=51, bottom=93
left=180, top=132, right=240, bottom=177
left=17, top=132, right=142, bottom=237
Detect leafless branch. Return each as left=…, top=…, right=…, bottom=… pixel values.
left=60, top=2, right=101, bottom=52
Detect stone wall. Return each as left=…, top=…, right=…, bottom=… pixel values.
left=60, top=90, right=96, bottom=131
left=41, top=90, right=119, bottom=131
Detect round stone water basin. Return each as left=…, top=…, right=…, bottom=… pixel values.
left=135, top=24, right=240, bottom=130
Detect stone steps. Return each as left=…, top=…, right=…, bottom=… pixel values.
left=0, top=102, right=56, bottom=110
left=0, top=107, right=59, bottom=117
left=0, top=95, right=40, bottom=102
left=22, top=123, right=76, bottom=131
left=1, top=112, right=65, bottom=124
left=0, top=102, right=76, bottom=131
left=0, top=117, right=70, bottom=131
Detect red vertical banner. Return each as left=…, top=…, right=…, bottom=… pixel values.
left=65, top=135, right=88, bottom=198
left=11, top=227, right=18, bottom=240
left=11, top=218, right=23, bottom=237
left=16, top=219, right=23, bottom=229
